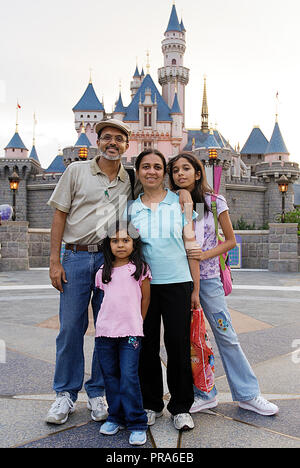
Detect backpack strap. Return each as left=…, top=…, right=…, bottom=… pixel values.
left=125, top=168, right=135, bottom=200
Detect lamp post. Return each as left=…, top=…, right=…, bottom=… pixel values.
left=8, top=171, right=20, bottom=221
left=277, top=174, right=289, bottom=223
left=208, top=148, right=218, bottom=190
left=78, top=146, right=88, bottom=161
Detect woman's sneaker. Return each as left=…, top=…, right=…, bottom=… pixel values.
left=100, top=421, right=121, bottom=435
left=146, top=409, right=163, bottom=426
left=172, top=413, right=194, bottom=431
left=129, top=431, right=147, bottom=446
left=238, top=396, right=279, bottom=416
left=190, top=396, right=218, bottom=413
left=45, top=392, right=75, bottom=425
left=87, top=396, right=108, bottom=421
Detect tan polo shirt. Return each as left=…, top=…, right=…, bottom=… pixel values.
left=47, top=157, right=133, bottom=245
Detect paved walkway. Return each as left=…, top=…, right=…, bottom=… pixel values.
left=0, top=269, right=299, bottom=449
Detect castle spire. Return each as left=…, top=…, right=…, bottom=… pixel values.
left=201, top=76, right=209, bottom=133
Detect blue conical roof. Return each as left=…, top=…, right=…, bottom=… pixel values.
left=5, top=131, right=28, bottom=150
left=74, top=132, right=92, bottom=147
left=166, top=5, right=181, bottom=32
left=170, top=93, right=182, bottom=114
left=241, top=126, right=269, bottom=154
left=265, top=121, right=288, bottom=154
left=45, top=155, right=66, bottom=173
left=123, top=74, right=172, bottom=122
left=180, top=19, right=186, bottom=32
left=73, top=83, right=104, bottom=111
left=114, top=93, right=126, bottom=113
left=29, top=145, right=40, bottom=163
left=133, top=66, right=140, bottom=78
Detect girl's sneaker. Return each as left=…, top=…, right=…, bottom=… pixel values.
left=129, top=431, right=147, bottom=446
left=238, top=396, right=279, bottom=416
left=190, top=396, right=218, bottom=413
left=146, top=409, right=163, bottom=426
left=100, top=421, right=121, bottom=435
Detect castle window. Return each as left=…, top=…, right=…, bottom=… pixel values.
left=80, top=115, right=83, bottom=118
left=94, top=115, right=97, bottom=118
left=172, top=59, right=177, bottom=65
left=143, top=141, right=152, bottom=150
left=144, top=107, right=152, bottom=127
left=87, top=115, right=90, bottom=118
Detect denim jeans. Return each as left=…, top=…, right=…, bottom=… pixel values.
left=96, top=336, right=148, bottom=431
left=53, top=250, right=105, bottom=402
left=194, top=277, right=260, bottom=402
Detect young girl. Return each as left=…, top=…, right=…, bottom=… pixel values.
left=167, top=152, right=279, bottom=417
left=95, top=221, right=151, bottom=446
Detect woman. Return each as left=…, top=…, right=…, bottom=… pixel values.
left=128, top=149, right=200, bottom=431
left=167, top=152, right=279, bottom=416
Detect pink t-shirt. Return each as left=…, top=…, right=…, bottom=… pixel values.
left=95, top=263, right=152, bottom=338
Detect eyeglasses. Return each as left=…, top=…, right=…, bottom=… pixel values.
left=100, top=134, right=127, bottom=144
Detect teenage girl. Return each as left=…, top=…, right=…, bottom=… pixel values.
left=167, top=152, right=279, bottom=416
left=95, top=220, right=151, bottom=446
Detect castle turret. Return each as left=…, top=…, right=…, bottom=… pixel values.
left=130, top=66, right=143, bottom=99
left=264, top=117, right=289, bottom=164
left=72, top=77, right=104, bottom=146
left=158, top=4, right=189, bottom=125
left=4, top=126, right=28, bottom=159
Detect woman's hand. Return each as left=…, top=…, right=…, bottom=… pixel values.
left=191, top=289, right=200, bottom=311
left=187, top=245, right=207, bottom=261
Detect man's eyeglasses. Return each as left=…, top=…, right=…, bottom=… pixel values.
left=100, top=134, right=127, bottom=144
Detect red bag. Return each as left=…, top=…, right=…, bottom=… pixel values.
left=190, top=308, right=215, bottom=393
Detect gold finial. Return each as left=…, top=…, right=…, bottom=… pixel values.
left=146, top=50, right=150, bottom=74
left=89, top=67, right=93, bottom=84
left=119, top=79, right=122, bottom=93
left=81, top=121, right=85, bottom=133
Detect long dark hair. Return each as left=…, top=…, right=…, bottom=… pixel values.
left=167, top=152, right=213, bottom=213
left=101, top=220, right=148, bottom=284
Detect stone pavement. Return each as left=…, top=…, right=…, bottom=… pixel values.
left=0, top=268, right=300, bottom=449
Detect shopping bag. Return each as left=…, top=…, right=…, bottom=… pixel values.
left=190, top=308, right=215, bottom=393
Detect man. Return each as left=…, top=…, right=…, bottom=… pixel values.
left=45, top=119, right=134, bottom=424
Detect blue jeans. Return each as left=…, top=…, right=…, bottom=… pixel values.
left=194, top=277, right=260, bottom=402
left=53, top=250, right=105, bottom=402
left=96, top=336, right=148, bottom=431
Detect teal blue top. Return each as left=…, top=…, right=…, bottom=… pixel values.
left=128, top=189, right=195, bottom=285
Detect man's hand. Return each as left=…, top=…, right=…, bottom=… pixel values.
left=50, top=261, right=67, bottom=293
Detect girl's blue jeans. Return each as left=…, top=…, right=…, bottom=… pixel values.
left=95, top=336, right=148, bottom=431
left=53, top=250, right=105, bottom=402
left=194, top=277, right=260, bottom=402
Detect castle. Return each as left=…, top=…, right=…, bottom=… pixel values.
left=1, top=4, right=299, bottom=231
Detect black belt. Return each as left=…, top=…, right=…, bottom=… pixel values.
left=65, top=243, right=103, bottom=253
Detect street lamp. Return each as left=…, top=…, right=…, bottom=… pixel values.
left=277, top=174, right=289, bottom=223
left=209, top=148, right=218, bottom=190
left=78, top=146, right=88, bottom=160
left=8, top=171, right=20, bottom=221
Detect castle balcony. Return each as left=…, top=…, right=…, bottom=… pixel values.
left=255, top=160, right=300, bottom=182
left=158, top=66, right=189, bottom=85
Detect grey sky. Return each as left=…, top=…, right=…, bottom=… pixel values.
left=0, top=0, right=299, bottom=168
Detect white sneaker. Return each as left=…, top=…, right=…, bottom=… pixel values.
left=239, top=396, right=279, bottom=416
left=172, top=413, right=194, bottom=431
left=87, top=396, right=108, bottom=421
left=190, top=396, right=218, bottom=414
left=45, top=392, right=76, bottom=425
left=145, top=409, right=163, bottom=426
